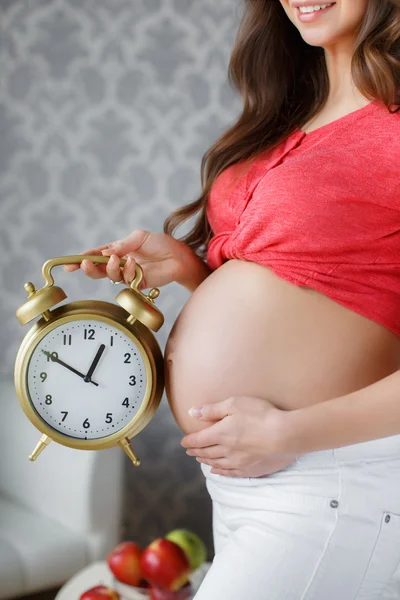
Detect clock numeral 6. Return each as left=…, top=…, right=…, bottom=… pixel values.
left=45, top=394, right=52, bottom=405
left=129, top=375, right=136, bottom=386
left=83, top=418, right=90, bottom=429
left=105, top=413, right=113, bottom=424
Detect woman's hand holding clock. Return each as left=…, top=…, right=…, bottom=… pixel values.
left=64, top=229, right=211, bottom=292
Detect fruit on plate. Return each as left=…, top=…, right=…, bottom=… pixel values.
left=165, top=529, right=207, bottom=572
left=149, top=582, right=193, bottom=600
left=80, top=585, right=120, bottom=600
left=140, top=538, right=191, bottom=591
left=107, top=541, right=143, bottom=586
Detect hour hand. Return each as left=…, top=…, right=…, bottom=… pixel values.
left=42, top=351, right=99, bottom=386
left=84, top=344, right=106, bottom=383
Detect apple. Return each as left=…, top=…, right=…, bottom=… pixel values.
left=165, top=529, right=207, bottom=572
left=140, top=538, right=190, bottom=591
left=107, top=541, right=143, bottom=586
left=80, top=585, right=119, bottom=600
left=149, top=583, right=193, bottom=600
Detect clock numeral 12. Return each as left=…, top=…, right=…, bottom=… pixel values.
left=84, top=329, right=95, bottom=340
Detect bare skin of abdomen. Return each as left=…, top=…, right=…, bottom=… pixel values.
left=165, top=260, right=400, bottom=435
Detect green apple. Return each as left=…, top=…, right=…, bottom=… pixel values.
left=165, top=529, right=207, bottom=572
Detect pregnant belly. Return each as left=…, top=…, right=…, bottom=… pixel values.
left=165, top=260, right=400, bottom=434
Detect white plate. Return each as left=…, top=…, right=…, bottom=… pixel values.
left=55, top=561, right=211, bottom=600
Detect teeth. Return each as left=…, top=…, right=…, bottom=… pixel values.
left=299, top=3, right=333, bottom=13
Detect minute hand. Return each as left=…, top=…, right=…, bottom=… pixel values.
left=42, top=351, right=99, bottom=386
left=84, top=344, right=106, bottom=383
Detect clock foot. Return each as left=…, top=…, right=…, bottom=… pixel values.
left=29, top=434, right=51, bottom=461
left=119, top=438, right=141, bottom=467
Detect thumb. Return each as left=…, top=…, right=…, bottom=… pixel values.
left=102, top=230, right=149, bottom=257
left=188, top=399, right=234, bottom=422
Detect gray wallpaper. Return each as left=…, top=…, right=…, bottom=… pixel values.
left=0, top=0, right=241, bottom=553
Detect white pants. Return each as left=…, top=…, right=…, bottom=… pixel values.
left=194, top=436, right=400, bottom=600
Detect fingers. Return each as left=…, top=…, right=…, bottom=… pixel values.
left=186, top=445, right=225, bottom=460
left=105, top=254, right=124, bottom=283
left=64, top=245, right=110, bottom=273
left=101, top=230, right=149, bottom=258
left=122, top=255, right=137, bottom=285
left=81, top=259, right=108, bottom=280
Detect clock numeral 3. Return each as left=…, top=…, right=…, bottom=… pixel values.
left=61, top=411, right=68, bottom=422
left=105, top=413, right=113, bottom=424
left=84, top=329, right=95, bottom=341
left=122, top=397, right=129, bottom=407
left=83, top=418, right=90, bottom=429
left=45, top=394, right=52, bottom=405
left=129, top=375, right=136, bottom=386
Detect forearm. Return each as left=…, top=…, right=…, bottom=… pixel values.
left=178, top=253, right=212, bottom=292
left=285, top=369, right=400, bottom=455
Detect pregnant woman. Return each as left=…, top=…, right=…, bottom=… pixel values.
left=66, top=0, right=400, bottom=598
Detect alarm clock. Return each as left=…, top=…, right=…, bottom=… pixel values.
left=14, top=255, right=165, bottom=467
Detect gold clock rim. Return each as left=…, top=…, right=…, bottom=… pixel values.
left=14, top=300, right=164, bottom=451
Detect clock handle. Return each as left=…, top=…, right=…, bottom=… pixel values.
left=29, top=434, right=52, bottom=462
left=41, top=255, right=144, bottom=290
left=119, top=438, right=141, bottom=467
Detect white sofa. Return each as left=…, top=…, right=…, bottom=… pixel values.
left=0, top=376, right=124, bottom=599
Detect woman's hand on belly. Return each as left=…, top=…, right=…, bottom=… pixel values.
left=180, top=396, right=298, bottom=478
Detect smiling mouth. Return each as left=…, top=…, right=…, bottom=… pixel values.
left=296, top=3, right=335, bottom=14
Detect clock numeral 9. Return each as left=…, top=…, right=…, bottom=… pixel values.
left=129, top=375, right=136, bottom=386
left=47, top=352, right=58, bottom=362
left=105, top=413, right=113, bottom=424
left=83, top=418, right=90, bottom=429
left=40, top=372, right=47, bottom=382
left=84, top=329, right=95, bottom=340
left=45, top=394, right=52, bottom=405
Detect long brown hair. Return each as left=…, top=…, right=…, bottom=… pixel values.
left=164, top=0, right=400, bottom=257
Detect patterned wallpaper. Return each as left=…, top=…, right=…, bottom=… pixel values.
left=0, top=0, right=241, bottom=554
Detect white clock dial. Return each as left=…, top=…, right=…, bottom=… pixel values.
left=26, top=319, right=147, bottom=440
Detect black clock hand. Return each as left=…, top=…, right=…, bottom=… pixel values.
left=84, top=344, right=106, bottom=383
left=42, top=351, right=99, bottom=386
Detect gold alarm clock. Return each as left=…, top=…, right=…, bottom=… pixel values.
left=14, top=256, right=164, bottom=467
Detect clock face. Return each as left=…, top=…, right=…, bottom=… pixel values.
left=26, top=318, right=148, bottom=440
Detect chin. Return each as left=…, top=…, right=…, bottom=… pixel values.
left=298, top=26, right=342, bottom=48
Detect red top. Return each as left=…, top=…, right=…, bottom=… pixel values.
left=206, top=101, right=400, bottom=336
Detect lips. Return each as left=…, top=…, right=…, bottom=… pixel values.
left=292, top=1, right=335, bottom=6
left=292, top=2, right=336, bottom=22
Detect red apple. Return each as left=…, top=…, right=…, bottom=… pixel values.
left=149, top=583, right=193, bottom=600
left=140, top=539, right=190, bottom=591
left=107, top=541, right=143, bottom=586
left=80, top=585, right=119, bottom=600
